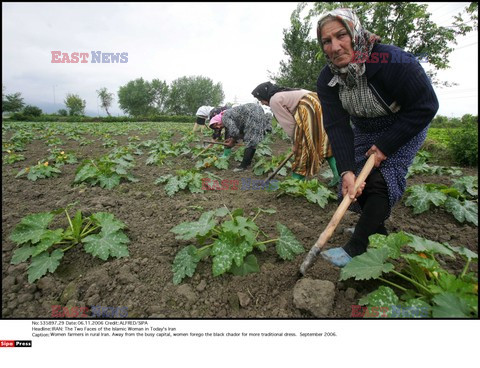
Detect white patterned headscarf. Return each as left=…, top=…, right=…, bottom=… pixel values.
left=317, top=8, right=381, bottom=88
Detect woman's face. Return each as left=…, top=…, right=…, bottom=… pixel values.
left=320, top=19, right=354, bottom=68
left=211, top=121, right=223, bottom=130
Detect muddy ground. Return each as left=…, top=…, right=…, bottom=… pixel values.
left=2, top=123, right=478, bottom=318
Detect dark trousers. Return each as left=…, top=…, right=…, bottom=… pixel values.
left=240, top=147, right=256, bottom=168
left=343, top=169, right=390, bottom=257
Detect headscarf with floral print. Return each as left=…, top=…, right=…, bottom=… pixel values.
left=317, top=8, right=381, bottom=88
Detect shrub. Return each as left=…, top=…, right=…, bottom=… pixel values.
left=448, top=121, right=478, bottom=166
left=23, top=105, right=43, bottom=117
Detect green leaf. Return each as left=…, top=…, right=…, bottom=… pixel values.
left=83, top=231, right=130, bottom=261
left=172, top=245, right=201, bottom=284
left=170, top=211, right=217, bottom=240
left=404, top=185, right=447, bottom=214
left=91, top=212, right=126, bottom=234
left=368, top=232, right=411, bottom=259
left=10, top=212, right=55, bottom=245
left=222, top=217, right=258, bottom=245
left=229, top=254, right=260, bottom=276
left=27, top=249, right=64, bottom=283
left=358, top=286, right=399, bottom=318
left=452, top=176, right=478, bottom=197
left=72, top=210, right=83, bottom=240
left=11, top=246, right=35, bottom=265
left=340, top=248, right=394, bottom=281
left=98, top=174, right=121, bottom=189
left=275, top=223, right=304, bottom=260
left=211, top=233, right=253, bottom=275
left=431, top=292, right=471, bottom=318
left=231, top=208, right=244, bottom=217
left=405, top=233, right=455, bottom=257
left=214, top=207, right=229, bottom=217
left=444, top=244, right=478, bottom=261
left=401, top=299, right=431, bottom=318
left=31, top=229, right=64, bottom=257
left=164, top=176, right=183, bottom=196
left=74, top=163, right=97, bottom=183
left=444, top=197, right=478, bottom=226
left=401, top=253, right=440, bottom=271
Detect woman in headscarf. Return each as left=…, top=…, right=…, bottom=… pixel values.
left=252, top=82, right=340, bottom=187
left=208, top=103, right=272, bottom=172
left=316, top=8, right=439, bottom=266
left=192, top=105, right=214, bottom=133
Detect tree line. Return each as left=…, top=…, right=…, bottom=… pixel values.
left=2, top=75, right=224, bottom=118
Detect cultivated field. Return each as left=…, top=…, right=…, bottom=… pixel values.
left=2, top=121, right=478, bottom=318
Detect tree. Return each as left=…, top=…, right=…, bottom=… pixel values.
left=96, top=87, right=114, bottom=116
left=165, top=76, right=224, bottom=115
left=23, top=105, right=43, bottom=117
left=268, top=3, right=325, bottom=91
left=272, top=2, right=477, bottom=88
left=117, top=78, right=156, bottom=117
left=2, top=92, right=25, bottom=113
left=64, top=93, right=86, bottom=116
left=58, top=109, right=68, bottom=116
left=151, top=79, right=169, bottom=114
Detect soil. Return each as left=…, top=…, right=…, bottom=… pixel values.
left=2, top=123, right=478, bottom=318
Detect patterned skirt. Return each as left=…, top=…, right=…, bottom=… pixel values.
left=292, top=92, right=333, bottom=177
left=347, top=114, right=429, bottom=218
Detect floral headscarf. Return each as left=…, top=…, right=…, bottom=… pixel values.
left=317, top=8, right=381, bottom=88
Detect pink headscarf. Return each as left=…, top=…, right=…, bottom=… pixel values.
left=208, top=110, right=225, bottom=127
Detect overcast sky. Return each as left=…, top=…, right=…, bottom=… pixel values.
left=2, top=2, right=477, bottom=117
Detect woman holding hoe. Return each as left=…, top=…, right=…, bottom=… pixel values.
left=316, top=8, right=438, bottom=266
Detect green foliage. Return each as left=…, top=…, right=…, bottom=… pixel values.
left=16, top=161, right=62, bottom=181
left=74, top=148, right=138, bottom=189
left=47, top=148, right=78, bottom=167
left=341, top=231, right=478, bottom=318
left=2, top=92, right=25, bottom=113
left=3, top=151, right=25, bottom=164
left=448, top=120, right=478, bottom=166
left=253, top=153, right=292, bottom=177
left=405, top=180, right=478, bottom=226
left=170, top=207, right=303, bottom=284
left=96, top=87, right=114, bottom=116
left=64, top=93, right=86, bottom=116
left=165, top=75, right=224, bottom=115
left=195, top=155, right=230, bottom=170
left=9, top=205, right=129, bottom=282
left=117, top=78, right=157, bottom=117
left=274, top=2, right=476, bottom=88
left=22, top=105, right=43, bottom=117
left=273, top=177, right=336, bottom=208
left=155, top=169, right=221, bottom=196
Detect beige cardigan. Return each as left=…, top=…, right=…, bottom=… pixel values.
left=269, top=89, right=310, bottom=140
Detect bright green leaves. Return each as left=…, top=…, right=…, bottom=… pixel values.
left=273, top=178, right=336, bottom=208
left=342, top=231, right=478, bottom=318
left=340, top=248, right=395, bottom=281
left=253, top=154, right=292, bottom=177
left=15, top=161, right=62, bottom=181
left=404, top=184, right=448, bottom=214
left=444, top=197, right=478, bottom=226
left=431, top=293, right=471, bottom=318
left=156, top=169, right=220, bottom=196
left=10, top=212, right=56, bottom=245
left=27, top=249, right=64, bottom=284
left=275, top=223, right=304, bottom=260
left=405, top=181, right=478, bottom=226
left=170, top=207, right=303, bottom=284
left=172, top=245, right=202, bottom=285
left=171, top=211, right=218, bottom=240
left=9, top=206, right=130, bottom=283
left=74, top=148, right=138, bottom=189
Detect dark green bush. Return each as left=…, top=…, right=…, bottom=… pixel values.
left=23, top=105, right=43, bottom=117
left=448, top=121, right=478, bottom=166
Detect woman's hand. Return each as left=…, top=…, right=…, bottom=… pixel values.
left=342, top=172, right=366, bottom=201
left=366, top=145, right=387, bottom=167
left=224, top=138, right=236, bottom=148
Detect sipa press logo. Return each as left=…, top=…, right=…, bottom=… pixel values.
left=0, top=340, right=32, bottom=348
left=51, top=51, right=128, bottom=63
